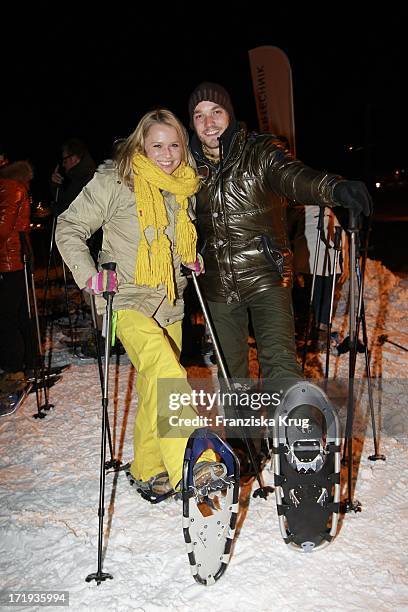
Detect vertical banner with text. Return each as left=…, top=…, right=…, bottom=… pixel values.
left=248, top=45, right=296, bottom=155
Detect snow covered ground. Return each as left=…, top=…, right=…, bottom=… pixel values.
left=1, top=259, right=407, bottom=611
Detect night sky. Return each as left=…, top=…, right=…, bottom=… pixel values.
left=2, top=5, right=407, bottom=201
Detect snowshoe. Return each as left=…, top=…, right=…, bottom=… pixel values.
left=25, top=364, right=70, bottom=385
left=0, top=383, right=33, bottom=418
left=182, top=428, right=240, bottom=585
left=273, top=381, right=341, bottom=552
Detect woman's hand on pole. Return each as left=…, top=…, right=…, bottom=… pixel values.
left=85, top=269, right=118, bottom=295
left=181, top=253, right=205, bottom=276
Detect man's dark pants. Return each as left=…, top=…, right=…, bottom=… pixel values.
left=208, top=286, right=302, bottom=450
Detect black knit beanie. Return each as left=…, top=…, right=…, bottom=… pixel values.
left=188, top=82, right=235, bottom=126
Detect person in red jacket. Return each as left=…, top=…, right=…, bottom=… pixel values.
left=0, top=161, right=36, bottom=393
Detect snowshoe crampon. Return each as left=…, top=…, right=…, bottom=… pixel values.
left=273, top=382, right=341, bottom=552
left=182, top=428, right=240, bottom=585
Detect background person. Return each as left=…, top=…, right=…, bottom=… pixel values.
left=50, top=137, right=96, bottom=217
left=50, top=138, right=101, bottom=355
left=0, top=161, right=36, bottom=393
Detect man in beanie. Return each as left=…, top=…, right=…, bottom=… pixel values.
left=187, top=81, right=372, bottom=452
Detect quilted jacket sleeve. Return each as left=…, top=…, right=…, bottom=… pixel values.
left=262, top=138, right=342, bottom=206
left=56, top=171, right=115, bottom=289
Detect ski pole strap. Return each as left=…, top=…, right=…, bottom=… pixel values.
left=258, top=235, right=285, bottom=276
left=274, top=473, right=287, bottom=486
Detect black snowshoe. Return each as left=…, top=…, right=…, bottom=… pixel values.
left=273, top=382, right=341, bottom=551
left=182, top=428, right=240, bottom=585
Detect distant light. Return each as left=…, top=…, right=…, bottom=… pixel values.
left=348, top=145, right=354, bottom=151
left=375, top=182, right=381, bottom=188
left=395, top=169, right=400, bottom=176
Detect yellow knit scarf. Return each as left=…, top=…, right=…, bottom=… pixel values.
left=132, top=153, right=199, bottom=303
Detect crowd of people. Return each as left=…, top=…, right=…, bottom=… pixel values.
left=0, top=83, right=372, bottom=497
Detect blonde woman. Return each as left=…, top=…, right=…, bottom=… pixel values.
left=56, top=109, right=225, bottom=501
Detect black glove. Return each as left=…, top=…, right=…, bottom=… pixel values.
left=332, top=180, right=373, bottom=217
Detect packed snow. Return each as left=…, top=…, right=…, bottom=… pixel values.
left=1, top=258, right=407, bottom=611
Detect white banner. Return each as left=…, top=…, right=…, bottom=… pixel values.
left=248, top=45, right=296, bottom=155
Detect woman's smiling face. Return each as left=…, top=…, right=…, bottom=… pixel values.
left=144, top=123, right=183, bottom=174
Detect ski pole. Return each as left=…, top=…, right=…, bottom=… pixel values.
left=42, top=212, right=76, bottom=370
left=60, top=260, right=76, bottom=354
left=42, top=213, right=57, bottom=323
left=302, top=207, right=325, bottom=369
left=20, top=236, right=55, bottom=419
left=351, top=205, right=385, bottom=461
left=342, top=210, right=362, bottom=513
left=190, top=272, right=273, bottom=499
left=22, top=251, right=43, bottom=418
left=89, top=294, right=120, bottom=469
left=86, top=262, right=116, bottom=585
left=378, top=335, right=408, bottom=352
left=43, top=211, right=74, bottom=333
left=354, top=260, right=385, bottom=462
left=29, top=254, right=54, bottom=416
left=324, top=226, right=342, bottom=382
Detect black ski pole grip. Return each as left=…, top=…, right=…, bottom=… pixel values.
left=180, top=263, right=192, bottom=277
left=317, top=206, right=325, bottom=230
left=348, top=209, right=359, bottom=231
left=102, top=262, right=117, bottom=272
left=333, top=225, right=342, bottom=250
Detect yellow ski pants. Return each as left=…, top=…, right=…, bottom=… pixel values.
left=116, top=310, right=214, bottom=489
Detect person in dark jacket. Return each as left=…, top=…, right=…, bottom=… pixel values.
left=51, top=138, right=96, bottom=217
left=0, top=161, right=36, bottom=393
left=188, top=82, right=372, bottom=391
left=50, top=137, right=99, bottom=263
left=51, top=138, right=101, bottom=355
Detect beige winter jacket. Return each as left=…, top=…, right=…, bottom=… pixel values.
left=55, top=162, right=191, bottom=327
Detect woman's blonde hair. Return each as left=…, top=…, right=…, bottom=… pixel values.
left=115, top=108, right=195, bottom=188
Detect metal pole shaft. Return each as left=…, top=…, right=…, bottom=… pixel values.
left=191, top=274, right=231, bottom=388
left=344, top=212, right=358, bottom=506
left=302, top=207, right=325, bottom=369
left=325, top=226, right=342, bottom=380
left=90, top=295, right=115, bottom=463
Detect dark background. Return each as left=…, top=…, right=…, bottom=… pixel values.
left=1, top=5, right=407, bottom=271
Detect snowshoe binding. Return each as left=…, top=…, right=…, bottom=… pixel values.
left=182, top=428, right=240, bottom=585
left=273, top=382, right=341, bottom=552
left=125, top=469, right=176, bottom=504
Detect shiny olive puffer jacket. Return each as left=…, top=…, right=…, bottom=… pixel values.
left=193, top=127, right=343, bottom=303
